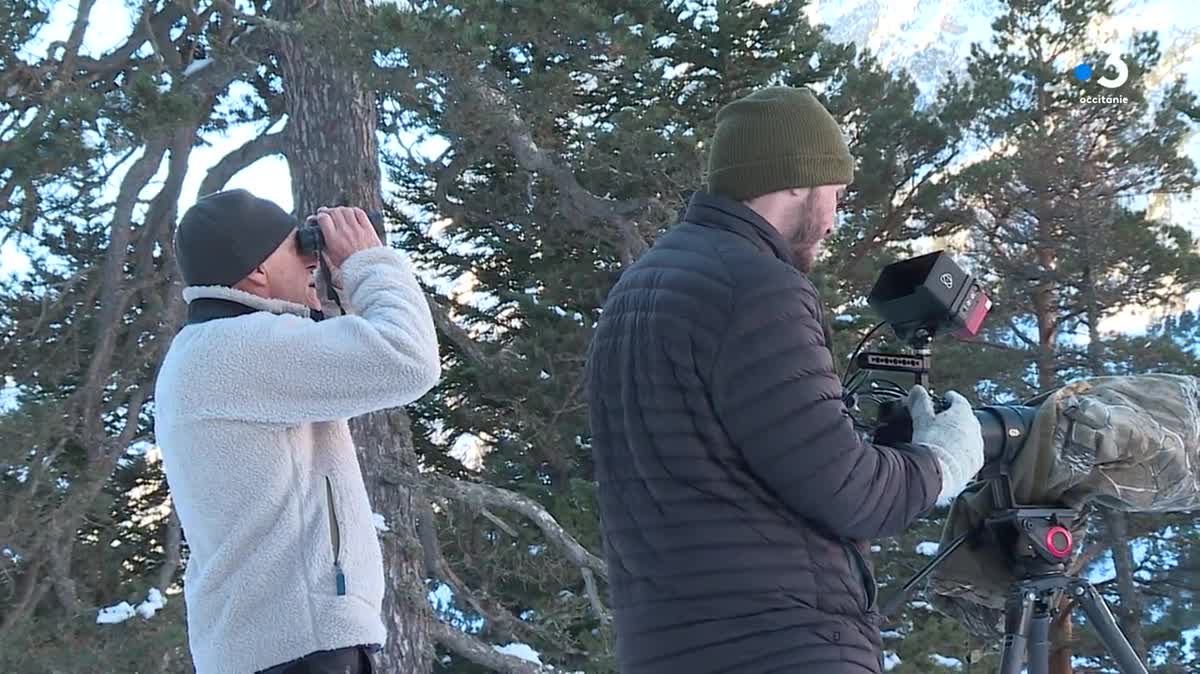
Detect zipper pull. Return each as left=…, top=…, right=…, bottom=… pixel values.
left=335, top=562, right=346, bottom=596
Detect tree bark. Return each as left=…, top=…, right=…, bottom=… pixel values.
left=275, top=3, right=434, bottom=672
left=1033, top=243, right=1059, bottom=393
left=349, top=411, right=436, bottom=672
left=157, top=508, right=183, bottom=592
left=1103, top=511, right=1148, bottom=662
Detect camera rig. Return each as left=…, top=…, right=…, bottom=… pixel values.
left=846, top=251, right=1147, bottom=674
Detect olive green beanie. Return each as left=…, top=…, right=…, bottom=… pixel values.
left=706, top=86, right=855, bottom=201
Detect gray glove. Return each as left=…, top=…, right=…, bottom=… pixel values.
left=908, top=385, right=985, bottom=504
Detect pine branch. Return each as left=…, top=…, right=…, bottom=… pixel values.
left=395, top=472, right=608, bottom=580
left=210, top=0, right=295, bottom=34
left=421, top=500, right=581, bottom=656
left=466, top=71, right=649, bottom=263
left=197, top=126, right=289, bottom=198
left=431, top=620, right=557, bottom=674
left=1005, top=317, right=1041, bottom=349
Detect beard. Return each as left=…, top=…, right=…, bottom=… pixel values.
left=785, top=195, right=828, bottom=273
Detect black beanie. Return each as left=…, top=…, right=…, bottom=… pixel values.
left=174, top=189, right=299, bottom=287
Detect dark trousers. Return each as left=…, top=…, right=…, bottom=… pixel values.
left=256, top=646, right=375, bottom=674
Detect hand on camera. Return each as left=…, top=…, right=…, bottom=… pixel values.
left=312, top=206, right=384, bottom=270
left=907, top=385, right=985, bottom=504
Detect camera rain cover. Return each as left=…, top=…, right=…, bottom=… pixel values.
left=924, top=373, right=1200, bottom=638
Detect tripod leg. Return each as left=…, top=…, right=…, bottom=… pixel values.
left=1072, top=583, right=1148, bottom=674
left=1027, top=609, right=1051, bottom=674
left=878, top=531, right=971, bottom=617
left=999, top=590, right=1035, bottom=674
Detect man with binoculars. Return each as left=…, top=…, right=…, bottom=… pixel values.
left=154, top=189, right=441, bottom=674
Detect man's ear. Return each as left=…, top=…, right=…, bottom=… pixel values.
left=234, top=265, right=268, bottom=291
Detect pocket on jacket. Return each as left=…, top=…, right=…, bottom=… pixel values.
left=325, top=476, right=347, bottom=596
left=845, top=543, right=877, bottom=613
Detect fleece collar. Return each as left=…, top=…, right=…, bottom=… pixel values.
left=182, top=285, right=312, bottom=320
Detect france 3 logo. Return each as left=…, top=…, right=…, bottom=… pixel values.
left=1072, top=49, right=1130, bottom=89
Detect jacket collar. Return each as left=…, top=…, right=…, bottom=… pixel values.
left=182, top=285, right=312, bottom=321
left=683, top=191, right=796, bottom=267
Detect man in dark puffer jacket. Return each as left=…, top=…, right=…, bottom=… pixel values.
left=584, top=86, right=986, bottom=673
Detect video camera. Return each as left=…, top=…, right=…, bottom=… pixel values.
left=843, top=250, right=1040, bottom=467
left=856, top=252, right=1149, bottom=674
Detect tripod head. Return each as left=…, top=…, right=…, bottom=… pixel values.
left=879, top=470, right=1147, bottom=674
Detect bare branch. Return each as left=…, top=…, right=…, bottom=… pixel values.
left=581, top=567, right=610, bottom=624
left=467, top=72, right=650, bottom=258
left=480, top=508, right=519, bottom=537
left=48, top=534, right=79, bottom=615
left=76, top=139, right=168, bottom=453
left=422, top=503, right=571, bottom=655
left=140, top=2, right=177, bottom=70
left=427, top=294, right=513, bottom=370
left=0, top=560, right=47, bottom=637
left=431, top=620, right=558, bottom=674
left=56, top=0, right=99, bottom=78
left=407, top=473, right=607, bottom=580
left=198, top=125, right=287, bottom=198
left=210, top=0, right=295, bottom=34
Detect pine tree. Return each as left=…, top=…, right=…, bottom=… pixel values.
left=917, top=1, right=1200, bottom=671
left=368, top=0, right=985, bottom=670
left=3, top=2, right=603, bottom=671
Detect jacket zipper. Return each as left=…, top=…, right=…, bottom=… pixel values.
left=325, top=476, right=346, bottom=596
left=846, top=543, right=877, bottom=612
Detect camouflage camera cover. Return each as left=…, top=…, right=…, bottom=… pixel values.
left=925, top=373, right=1200, bottom=638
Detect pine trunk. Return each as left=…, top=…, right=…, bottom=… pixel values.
left=1081, top=263, right=1148, bottom=665
left=275, top=4, right=434, bottom=672
left=1033, top=244, right=1059, bottom=392
left=1104, top=512, right=1148, bottom=662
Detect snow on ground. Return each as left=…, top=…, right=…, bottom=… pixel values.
left=915, top=541, right=940, bottom=556
left=930, top=653, right=964, bottom=668
left=97, top=587, right=168, bottom=624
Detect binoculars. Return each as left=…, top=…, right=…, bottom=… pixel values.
left=297, top=209, right=385, bottom=256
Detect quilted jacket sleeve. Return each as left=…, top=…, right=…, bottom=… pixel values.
left=203, top=247, right=441, bottom=424
left=710, top=268, right=941, bottom=540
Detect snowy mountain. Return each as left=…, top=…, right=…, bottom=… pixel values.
left=810, top=0, right=1200, bottom=103
left=808, top=0, right=1200, bottom=332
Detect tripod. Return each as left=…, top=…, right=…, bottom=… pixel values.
left=880, top=473, right=1147, bottom=674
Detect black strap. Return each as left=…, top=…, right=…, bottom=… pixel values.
left=186, top=297, right=325, bottom=325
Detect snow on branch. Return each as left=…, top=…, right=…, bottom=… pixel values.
left=431, top=620, right=560, bottom=674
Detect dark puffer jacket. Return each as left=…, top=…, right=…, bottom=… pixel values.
left=585, top=191, right=943, bottom=674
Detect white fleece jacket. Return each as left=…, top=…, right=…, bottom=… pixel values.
left=153, top=247, right=440, bottom=674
